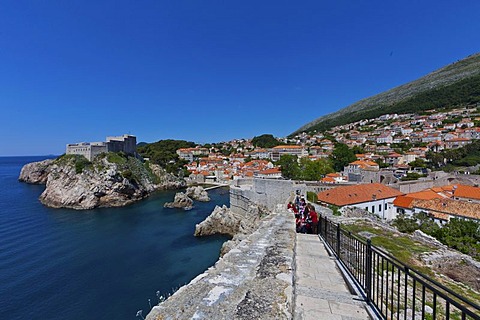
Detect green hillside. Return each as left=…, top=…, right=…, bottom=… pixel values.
left=294, top=53, right=480, bottom=134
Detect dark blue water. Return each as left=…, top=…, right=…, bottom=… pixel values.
left=0, top=156, right=229, bottom=320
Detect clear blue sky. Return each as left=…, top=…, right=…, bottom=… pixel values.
left=1, top=0, right=479, bottom=155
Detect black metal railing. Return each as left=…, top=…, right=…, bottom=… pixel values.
left=318, top=215, right=480, bottom=320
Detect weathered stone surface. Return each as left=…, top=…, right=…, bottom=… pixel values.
left=164, top=192, right=193, bottom=210
left=146, top=209, right=295, bottom=320
left=186, top=186, right=210, bottom=202
left=194, top=205, right=264, bottom=237
left=19, top=157, right=185, bottom=210
left=18, top=159, right=54, bottom=184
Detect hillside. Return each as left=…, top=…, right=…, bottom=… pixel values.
left=294, top=53, right=480, bottom=134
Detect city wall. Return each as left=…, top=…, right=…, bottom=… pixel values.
left=230, top=178, right=307, bottom=215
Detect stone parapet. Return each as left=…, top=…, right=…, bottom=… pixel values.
left=146, top=208, right=296, bottom=320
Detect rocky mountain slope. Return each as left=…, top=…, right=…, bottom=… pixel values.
left=294, top=53, right=480, bottom=134
left=19, top=153, right=185, bottom=210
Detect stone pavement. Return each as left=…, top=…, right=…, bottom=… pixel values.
left=294, top=233, right=370, bottom=320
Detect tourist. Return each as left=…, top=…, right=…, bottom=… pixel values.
left=308, top=204, right=318, bottom=234
left=287, top=202, right=296, bottom=213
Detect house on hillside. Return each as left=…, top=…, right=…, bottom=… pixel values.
left=344, top=160, right=379, bottom=182
left=270, top=145, right=307, bottom=161
left=317, top=183, right=403, bottom=220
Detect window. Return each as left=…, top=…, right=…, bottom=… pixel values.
left=379, top=204, right=382, bottom=211
left=385, top=203, right=387, bottom=210
left=365, top=207, right=368, bottom=211
left=372, top=206, right=375, bottom=213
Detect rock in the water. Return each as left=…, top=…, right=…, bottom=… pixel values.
left=18, top=159, right=54, bottom=184
left=186, top=186, right=210, bottom=202
left=164, top=192, right=193, bottom=210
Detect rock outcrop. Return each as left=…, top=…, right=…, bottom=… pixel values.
left=186, top=186, right=210, bottom=202
left=164, top=192, right=194, bottom=210
left=19, top=159, right=54, bottom=184
left=18, top=154, right=185, bottom=210
left=195, top=204, right=269, bottom=256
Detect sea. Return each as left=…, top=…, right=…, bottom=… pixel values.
left=0, top=156, right=229, bottom=320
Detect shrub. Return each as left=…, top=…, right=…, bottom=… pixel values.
left=307, top=191, right=318, bottom=203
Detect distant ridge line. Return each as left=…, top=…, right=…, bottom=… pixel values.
left=293, top=52, right=480, bottom=135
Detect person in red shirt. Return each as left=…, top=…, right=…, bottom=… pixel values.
left=308, top=204, right=319, bottom=234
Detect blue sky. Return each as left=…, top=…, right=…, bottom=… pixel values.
left=1, top=1, right=479, bottom=155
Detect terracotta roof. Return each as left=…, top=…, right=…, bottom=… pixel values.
left=412, top=198, right=480, bottom=221
left=258, top=168, right=281, bottom=175
left=386, top=152, right=402, bottom=158
left=406, top=190, right=444, bottom=200
left=317, top=183, right=404, bottom=206
left=321, top=177, right=336, bottom=183
left=272, top=145, right=303, bottom=149
left=453, top=184, right=480, bottom=201
left=349, top=160, right=378, bottom=168
left=326, top=173, right=341, bottom=177
left=393, top=196, right=415, bottom=208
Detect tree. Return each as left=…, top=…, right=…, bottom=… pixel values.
left=251, top=134, right=283, bottom=148
left=330, top=143, right=356, bottom=172
left=408, top=158, right=426, bottom=168
left=298, top=157, right=334, bottom=181
left=137, top=139, right=195, bottom=174
left=277, top=154, right=300, bottom=179
left=375, top=158, right=390, bottom=168
left=426, top=151, right=444, bottom=168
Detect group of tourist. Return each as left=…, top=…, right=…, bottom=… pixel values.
left=287, top=195, right=319, bottom=234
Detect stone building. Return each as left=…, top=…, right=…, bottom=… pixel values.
left=66, top=134, right=137, bottom=161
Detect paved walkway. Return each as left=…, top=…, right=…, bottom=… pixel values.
left=294, top=233, right=370, bottom=320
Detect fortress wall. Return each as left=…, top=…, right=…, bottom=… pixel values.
left=230, top=178, right=306, bottom=214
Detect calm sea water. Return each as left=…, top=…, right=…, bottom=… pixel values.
left=0, top=156, right=229, bottom=320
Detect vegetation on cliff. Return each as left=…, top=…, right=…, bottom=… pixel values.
left=137, top=139, right=195, bottom=174
left=294, top=53, right=480, bottom=134
left=392, top=213, right=480, bottom=261
left=55, top=152, right=153, bottom=184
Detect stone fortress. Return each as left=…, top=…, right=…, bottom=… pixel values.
left=66, top=134, right=137, bottom=161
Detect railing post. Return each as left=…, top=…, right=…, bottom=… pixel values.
left=319, top=216, right=323, bottom=237
left=336, top=224, right=341, bottom=257
left=366, top=239, right=373, bottom=304
left=324, top=216, right=328, bottom=241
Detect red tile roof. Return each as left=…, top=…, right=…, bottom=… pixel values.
left=393, top=196, right=415, bottom=208
left=412, top=198, right=480, bottom=221
left=317, top=183, right=403, bottom=206
left=453, top=184, right=480, bottom=201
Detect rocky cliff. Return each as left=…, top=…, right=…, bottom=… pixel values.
left=19, top=153, right=185, bottom=210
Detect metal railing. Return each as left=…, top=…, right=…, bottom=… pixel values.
left=318, top=215, right=480, bottom=320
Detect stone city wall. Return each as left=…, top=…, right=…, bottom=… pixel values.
left=230, top=178, right=307, bottom=215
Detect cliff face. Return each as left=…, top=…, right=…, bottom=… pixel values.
left=18, top=159, right=54, bottom=184
left=19, top=154, right=185, bottom=210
